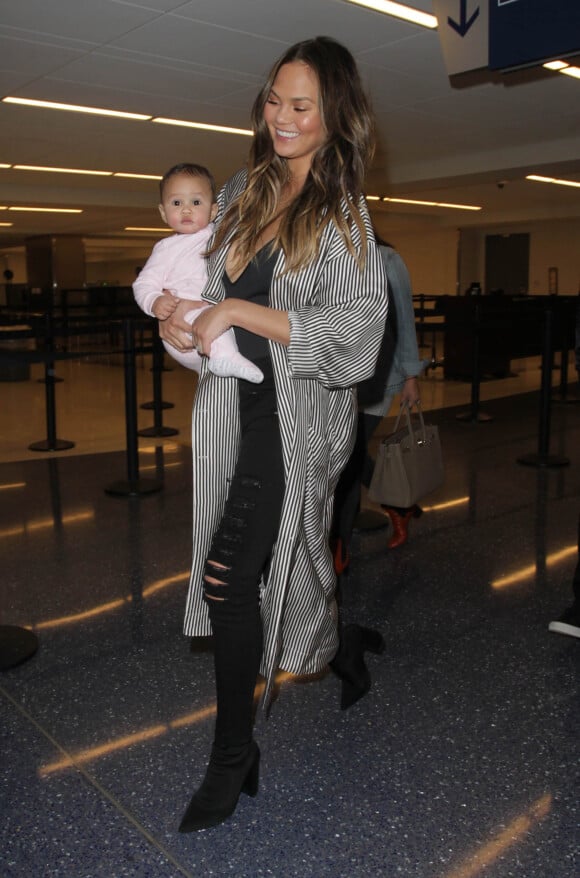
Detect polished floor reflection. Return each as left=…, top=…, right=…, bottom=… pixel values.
left=1, top=353, right=579, bottom=878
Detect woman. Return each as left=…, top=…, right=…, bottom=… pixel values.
left=331, top=240, right=426, bottom=572
left=160, top=36, right=387, bottom=832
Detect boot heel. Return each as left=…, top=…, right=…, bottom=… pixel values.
left=340, top=672, right=370, bottom=711
left=178, top=740, right=260, bottom=832
left=359, top=626, right=386, bottom=655
left=241, top=749, right=260, bottom=798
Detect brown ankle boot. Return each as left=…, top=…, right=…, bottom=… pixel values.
left=382, top=505, right=422, bottom=549
left=331, top=537, right=350, bottom=575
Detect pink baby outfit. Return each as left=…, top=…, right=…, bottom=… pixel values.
left=133, top=225, right=263, bottom=382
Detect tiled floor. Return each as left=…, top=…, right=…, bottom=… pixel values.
left=1, top=342, right=579, bottom=877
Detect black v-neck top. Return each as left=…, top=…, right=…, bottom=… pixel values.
left=223, top=245, right=278, bottom=362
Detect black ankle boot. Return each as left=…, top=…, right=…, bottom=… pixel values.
left=330, top=623, right=385, bottom=710
left=178, top=740, right=260, bottom=832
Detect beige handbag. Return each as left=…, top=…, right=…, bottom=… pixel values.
left=368, top=402, right=444, bottom=507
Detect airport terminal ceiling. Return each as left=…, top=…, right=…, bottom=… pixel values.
left=0, top=0, right=579, bottom=248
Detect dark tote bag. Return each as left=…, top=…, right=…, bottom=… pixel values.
left=368, top=402, right=444, bottom=508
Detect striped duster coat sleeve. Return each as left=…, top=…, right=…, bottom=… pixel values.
left=182, top=169, right=388, bottom=706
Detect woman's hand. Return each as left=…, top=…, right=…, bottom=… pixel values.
left=158, top=298, right=205, bottom=351
left=399, top=376, right=420, bottom=408
left=191, top=301, right=233, bottom=356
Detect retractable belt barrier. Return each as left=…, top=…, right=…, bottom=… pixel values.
left=437, top=296, right=574, bottom=468
left=0, top=313, right=173, bottom=493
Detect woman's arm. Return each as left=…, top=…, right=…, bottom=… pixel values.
left=191, top=298, right=290, bottom=350
left=384, top=248, right=423, bottom=377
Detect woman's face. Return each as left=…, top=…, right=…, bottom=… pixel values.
left=263, top=61, right=326, bottom=177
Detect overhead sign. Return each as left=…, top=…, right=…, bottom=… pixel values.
left=433, top=0, right=489, bottom=76
left=489, top=0, right=580, bottom=71
left=434, top=0, right=580, bottom=78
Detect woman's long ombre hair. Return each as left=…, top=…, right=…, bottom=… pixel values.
left=211, top=36, right=375, bottom=273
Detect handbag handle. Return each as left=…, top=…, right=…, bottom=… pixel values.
left=392, top=400, right=427, bottom=447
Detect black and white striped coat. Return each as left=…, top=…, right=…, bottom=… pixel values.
left=183, top=169, right=388, bottom=705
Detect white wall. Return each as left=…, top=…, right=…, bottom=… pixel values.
left=462, top=218, right=580, bottom=296
left=2, top=219, right=579, bottom=298
left=372, top=214, right=580, bottom=297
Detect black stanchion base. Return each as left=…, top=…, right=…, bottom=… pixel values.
left=37, top=376, right=64, bottom=384
left=105, top=478, right=163, bottom=496
left=456, top=410, right=494, bottom=423
left=137, top=426, right=179, bottom=437
left=354, top=509, right=389, bottom=532
left=0, top=625, right=39, bottom=670
left=140, top=400, right=175, bottom=410
left=28, top=439, right=75, bottom=452
left=517, top=453, right=570, bottom=468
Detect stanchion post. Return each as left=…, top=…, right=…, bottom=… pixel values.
left=138, top=323, right=178, bottom=437
left=456, top=300, right=493, bottom=423
left=29, top=310, right=75, bottom=452
left=552, top=298, right=580, bottom=405
left=37, top=290, right=63, bottom=383
left=517, top=305, right=569, bottom=468
left=418, top=294, right=425, bottom=349
left=105, top=319, right=163, bottom=496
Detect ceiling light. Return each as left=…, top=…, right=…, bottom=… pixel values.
left=9, top=206, right=83, bottom=213
left=366, top=195, right=381, bottom=201
left=0, top=163, right=11, bottom=169
left=542, top=60, right=569, bottom=71
left=114, top=172, right=162, bottom=180
left=542, top=60, right=580, bottom=80
left=382, top=196, right=481, bottom=210
left=3, top=97, right=253, bottom=138
left=560, top=66, right=580, bottom=80
left=436, top=201, right=481, bottom=210
left=13, top=164, right=112, bottom=176
left=343, top=0, right=437, bottom=29
left=125, top=226, right=171, bottom=233
left=2, top=96, right=151, bottom=121
left=152, top=117, right=253, bottom=137
left=0, top=222, right=13, bottom=227
left=386, top=196, right=438, bottom=206
left=526, top=174, right=580, bottom=189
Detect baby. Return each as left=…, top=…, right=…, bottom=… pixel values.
left=133, top=162, right=263, bottom=383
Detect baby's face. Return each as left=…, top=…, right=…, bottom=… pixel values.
left=158, top=173, right=217, bottom=234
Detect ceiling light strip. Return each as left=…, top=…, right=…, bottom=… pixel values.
left=13, top=164, right=112, bottom=176
left=2, top=96, right=253, bottom=137
left=8, top=206, right=83, bottom=213
left=2, top=96, right=151, bottom=121
left=382, top=196, right=481, bottom=210
left=152, top=117, right=253, bottom=136
left=526, top=174, right=580, bottom=189
left=114, top=172, right=162, bottom=180
left=343, top=0, right=437, bottom=29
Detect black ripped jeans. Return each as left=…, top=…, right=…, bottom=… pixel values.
left=203, top=358, right=284, bottom=751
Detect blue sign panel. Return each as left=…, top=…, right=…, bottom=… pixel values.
left=489, top=0, right=580, bottom=71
